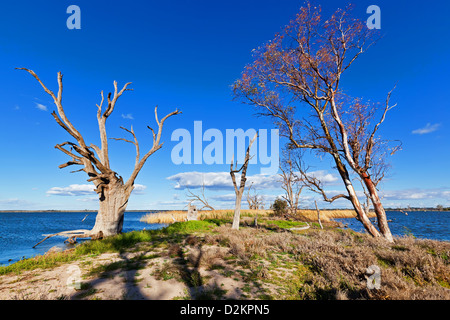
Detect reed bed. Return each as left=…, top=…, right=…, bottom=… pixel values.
left=295, top=209, right=376, bottom=222
left=140, top=209, right=269, bottom=224
left=140, top=208, right=372, bottom=224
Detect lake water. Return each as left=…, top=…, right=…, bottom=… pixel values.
left=0, top=211, right=166, bottom=266
left=336, top=211, right=449, bottom=242
left=0, top=210, right=448, bottom=266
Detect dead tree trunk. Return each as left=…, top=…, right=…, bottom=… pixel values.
left=19, top=68, right=180, bottom=244
left=314, top=201, right=323, bottom=229
left=246, top=183, right=264, bottom=210
left=279, top=152, right=305, bottom=218
left=230, top=132, right=258, bottom=230
left=90, top=182, right=131, bottom=236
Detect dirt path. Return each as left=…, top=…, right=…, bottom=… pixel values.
left=0, top=244, right=267, bottom=300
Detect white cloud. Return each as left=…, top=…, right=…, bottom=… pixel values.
left=167, top=170, right=339, bottom=191
left=167, top=171, right=280, bottom=190
left=47, top=184, right=147, bottom=196
left=210, top=193, right=237, bottom=202
left=76, top=197, right=98, bottom=202
left=247, top=174, right=282, bottom=189
left=167, top=172, right=233, bottom=190
left=35, top=103, right=48, bottom=111
left=412, top=123, right=441, bottom=135
left=0, top=198, right=31, bottom=206
left=132, top=184, right=147, bottom=194
left=381, top=188, right=450, bottom=200
left=121, top=113, right=134, bottom=120
left=47, top=184, right=95, bottom=196
left=305, top=170, right=339, bottom=184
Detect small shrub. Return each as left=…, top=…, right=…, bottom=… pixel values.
left=271, top=199, right=289, bottom=217
left=167, top=244, right=183, bottom=258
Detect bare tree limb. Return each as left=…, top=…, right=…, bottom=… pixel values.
left=18, top=67, right=183, bottom=243
left=186, top=181, right=215, bottom=211
left=125, top=107, right=181, bottom=189
left=110, top=126, right=140, bottom=169
left=246, top=183, right=264, bottom=210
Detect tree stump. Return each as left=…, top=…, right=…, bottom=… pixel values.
left=187, top=204, right=198, bottom=221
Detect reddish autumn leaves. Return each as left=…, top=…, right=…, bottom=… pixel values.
left=233, top=2, right=397, bottom=242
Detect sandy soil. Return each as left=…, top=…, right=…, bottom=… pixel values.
left=0, top=245, right=263, bottom=300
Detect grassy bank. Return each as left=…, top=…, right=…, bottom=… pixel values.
left=0, top=217, right=448, bottom=300
left=140, top=209, right=373, bottom=224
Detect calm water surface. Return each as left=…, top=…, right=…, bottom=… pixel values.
left=336, top=211, right=449, bottom=242
left=0, top=210, right=448, bottom=266
left=0, top=211, right=165, bottom=266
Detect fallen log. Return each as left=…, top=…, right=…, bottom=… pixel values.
left=288, top=224, right=311, bottom=232
left=32, top=229, right=93, bottom=248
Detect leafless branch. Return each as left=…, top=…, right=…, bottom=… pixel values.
left=186, top=181, right=215, bottom=211
left=125, top=106, right=181, bottom=188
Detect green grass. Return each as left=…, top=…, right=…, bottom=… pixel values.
left=203, top=218, right=230, bottom=226
left=2, top=218, right=449, bottom=301
left=0, top=250, right=80, bottom=275
left=264, top=220, right=308, bottom=229
left=0, top=221, right=219, bottom=276
left=162, top=220, right=218, bottom=234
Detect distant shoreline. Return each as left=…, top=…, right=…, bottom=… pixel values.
left=0, top=208, right=448, bottom=213
left=0, top=210, right=166, bottom=213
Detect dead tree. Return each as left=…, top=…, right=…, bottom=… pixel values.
left=314, top=201, right=323, bottom=229
left=279, top=152, right=305, bottom=217
left=186, top=181, right=215, bottom=211
left=233, top=2, right=397, bottom=241
left=246, top=183, right=264, bottom=210
left=230, top=132, right=258, bottom=230
left=18, top=68, right=181, bottom=243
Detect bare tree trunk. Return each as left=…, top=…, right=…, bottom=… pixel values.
left=232, top=190, right=244, bottom=230
left=314, top=201, right=323, bottom=229
left=91, top=183, right=132, bottom=236
left=230, top=132, right=258, bottom=230
left=337, top=165, right=381, bottom=238
left=19, top=68, right=180, bottom=245
left=361, top=173, right=393, bottom=242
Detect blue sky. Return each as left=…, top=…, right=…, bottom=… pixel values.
left=0, top=0, right=449, bottom=210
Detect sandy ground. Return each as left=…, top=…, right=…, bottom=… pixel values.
left=0, top=245, right=264, bottom=300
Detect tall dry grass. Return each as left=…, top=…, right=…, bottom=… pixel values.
left=140, top=209, right=370, bottom=224
left=295, top=209, right=376, bottom=222
left=140, top=209, right=270, bottom=224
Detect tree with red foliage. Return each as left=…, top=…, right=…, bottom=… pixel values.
left=233, top=2, right=399, bottom=242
